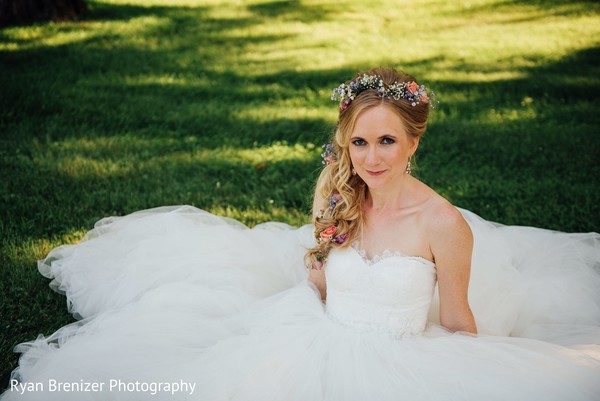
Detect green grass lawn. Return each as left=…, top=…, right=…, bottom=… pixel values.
left=1, top=0, right=599, bottom=387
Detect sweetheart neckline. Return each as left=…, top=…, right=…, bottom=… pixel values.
left=345, top=245, right=436, bottom=269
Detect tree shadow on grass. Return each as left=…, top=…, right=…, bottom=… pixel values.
left=454, top=0, right=600, bottom=20
left=246, top=0, right=341, bottom=22
left=435, top=0, right=599, bottom=32
left=410, top=45, right=600, bottom=229
left=2, top=43, right=598, bottom=232
left=0, top=0, right=346, bottom=148
left=1, top=30, right=598, bottom=226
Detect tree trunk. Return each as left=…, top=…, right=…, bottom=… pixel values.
left=0, top=0, right=87, bottom=25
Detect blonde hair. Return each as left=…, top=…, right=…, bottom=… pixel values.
left=305, top=67, right=431, bottom=269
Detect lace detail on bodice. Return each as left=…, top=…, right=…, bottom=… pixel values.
left=351, top=243, right=435, bottom=268
left=325, top=247, right=437, bottom=339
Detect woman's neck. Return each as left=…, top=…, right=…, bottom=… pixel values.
left=366, top=176, right=415, bottom=212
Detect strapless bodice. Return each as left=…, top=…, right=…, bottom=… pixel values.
left=325, top=247, right=437, bottom=338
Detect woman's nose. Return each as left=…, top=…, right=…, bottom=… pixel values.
left=366, top=146, right=379, bottom=165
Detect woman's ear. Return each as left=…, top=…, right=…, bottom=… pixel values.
left=410, top=136, right=420, bottom=156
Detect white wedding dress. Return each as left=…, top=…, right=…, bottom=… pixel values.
left=2, top=206, right=600, bottom=400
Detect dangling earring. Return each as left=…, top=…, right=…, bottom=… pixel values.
left=351, top=168, right=356, bottom=176
left=405, top=158, right=412, bottom=175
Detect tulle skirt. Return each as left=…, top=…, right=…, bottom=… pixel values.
left=2, top=206, right=600, bottom=401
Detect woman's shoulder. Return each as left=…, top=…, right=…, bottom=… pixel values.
left=414, top=181, right=469, bottom=236
left=416, top=191, right=473, bottom=263
left=426, top=198, right=464, bottom=228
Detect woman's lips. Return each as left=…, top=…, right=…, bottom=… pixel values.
left=365, top=169, right=386, bottom=176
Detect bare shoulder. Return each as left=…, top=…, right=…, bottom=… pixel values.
left=421, top=193, right=473, bottom=261
left=425, top=197, right=468, bottom=233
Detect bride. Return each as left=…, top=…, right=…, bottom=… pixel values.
left=307, top=68, right=476, bottom=335
left=2, top=67, right=599, bottom=401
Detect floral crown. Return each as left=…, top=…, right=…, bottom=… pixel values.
left=331, top=73, right=437, bottom=111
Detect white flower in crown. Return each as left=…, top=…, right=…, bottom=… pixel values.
left=331, top=73, right=437, bottom=110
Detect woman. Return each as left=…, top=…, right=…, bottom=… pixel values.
left=2, top=68, right=599, bottom=401
left=306, top=68, right=476, bottom=335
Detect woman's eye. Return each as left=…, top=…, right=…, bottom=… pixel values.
left=352, top=139, right=366, bottom=146
left=381, top=137, right=395, bottom=145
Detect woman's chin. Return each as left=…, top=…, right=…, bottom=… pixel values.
left=360, top=172, right=409, bottom=190
left=360, top=175, right=388, bottom=189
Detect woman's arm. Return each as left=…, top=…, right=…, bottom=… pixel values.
left=308, top=269, right=327, bottom=301
left=428, top=203, right=477, bottom=334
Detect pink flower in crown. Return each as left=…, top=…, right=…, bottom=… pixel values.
left=406, top=81, right=419, bottom=95
left=421, top=92, right=429, bottom=103
left=311, top=260, right=324, bottom=270
left=320, top=225, right=337, bottom=242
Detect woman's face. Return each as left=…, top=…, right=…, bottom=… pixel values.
left=348, top=104, right=418, bottom=190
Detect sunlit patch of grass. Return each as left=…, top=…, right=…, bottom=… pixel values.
left=0, top=15, right=174, bottom=51
left=483, top=106, right=538, bottom=123
left=30, top=137, right=319, bottom=179
left=234, top=142, right=317, bottom=164
left=432, top=70, right=529, bottom=83
left=4, top=231, right=87, bottom=270
left=235, top=104, right=332, bottom=122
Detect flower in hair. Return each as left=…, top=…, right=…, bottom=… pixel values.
left=331, top=73, right=437, bottom=110
left=316, top=224, right=347, bottom=246
left=406, top=81, right=419, bottom=95
left=321, top=143, right=336, bottom=165
left=329, top=193, right=342, bottom=209
left=331, top=233, right=348, bottom=244
left=319, top=225, right=337, bottom=243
